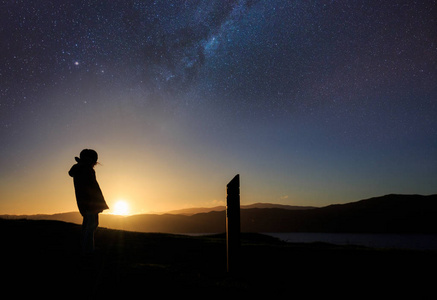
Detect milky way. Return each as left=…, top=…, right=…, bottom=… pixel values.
left=1, top=0, right=436, bottom=213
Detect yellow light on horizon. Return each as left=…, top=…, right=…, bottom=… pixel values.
left=112, top=200, right=130, bottom=215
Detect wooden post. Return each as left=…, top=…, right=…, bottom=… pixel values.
left=226, top=174, right=240, bottom=273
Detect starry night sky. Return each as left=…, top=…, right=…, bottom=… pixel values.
left=1, top=0, right=436, bottom=214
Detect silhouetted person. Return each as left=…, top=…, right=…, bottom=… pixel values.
left=69, top=149, right=109, bottom=254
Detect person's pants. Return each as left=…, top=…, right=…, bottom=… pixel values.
left=82, top=213, right=99, bottom=254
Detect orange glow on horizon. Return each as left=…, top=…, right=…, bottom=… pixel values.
left=0, top=145, right=318, bottom=215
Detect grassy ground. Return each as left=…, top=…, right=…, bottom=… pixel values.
left=2, top=219, right=436, bottom=298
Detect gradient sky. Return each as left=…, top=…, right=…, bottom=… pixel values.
left=1, top=0, right=436, bottom=215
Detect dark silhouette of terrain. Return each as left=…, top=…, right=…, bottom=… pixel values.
left=2, top=194, right=437, bottom=233
left=1, top=218, right=436, bottom=298
left=165, top=202, right=316, bottom=215
left=241, top=194, right=437, bottom=233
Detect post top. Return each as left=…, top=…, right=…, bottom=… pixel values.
left=227, top=174, right=239, bottom=188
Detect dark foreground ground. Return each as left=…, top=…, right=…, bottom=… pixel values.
left=2, top=219, right=436, bottom=298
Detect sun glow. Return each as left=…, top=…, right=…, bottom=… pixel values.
left=112, top=200, right=130, bottom=215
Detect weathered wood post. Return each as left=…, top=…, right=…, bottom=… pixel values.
left=226, top=174, right=240, bottom=273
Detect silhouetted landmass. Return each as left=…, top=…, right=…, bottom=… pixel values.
left=241, top=194, right=437, bottom=233
left=1, top=211, right=84, bottom=223
left=2, top=194, right=437, bottom=233
left=242, top=202, right=316, bottom=210
left=1, top=218, right=436, bottom=298
left=165, top=205, right=226, bottom=215
left=165, top=202, right=316, bottom=215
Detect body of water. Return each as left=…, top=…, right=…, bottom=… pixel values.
left=265, top=233, right=437, bottom=250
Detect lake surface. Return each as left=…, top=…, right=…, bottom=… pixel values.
left=265, top=233, right=437, bottom=250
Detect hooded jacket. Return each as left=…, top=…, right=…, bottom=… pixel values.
left=69, top=161, right=109, bottom=216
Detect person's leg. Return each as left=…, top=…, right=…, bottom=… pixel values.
left=82, top=213, right=97, bottom=254
left=90, top=213, right=99, bottom=250
left=81, top=214, right=89, bottom=253
left=92, top=213, right=99, bottom=231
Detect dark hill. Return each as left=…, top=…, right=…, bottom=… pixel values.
left=2, top=194, right=436, bottom=233
left=114, top=194, right=437, bottom=233
left=1, top=218, right=436, bottom=298
left=164, top=202, right=315, bottom=215
left=241, top=194, right=437, bottom=233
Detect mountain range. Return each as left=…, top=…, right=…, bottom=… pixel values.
left=165, top=202, right=316, bottom=215
left=2, top=194, right=437, bottom=233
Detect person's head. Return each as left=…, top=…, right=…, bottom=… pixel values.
left=77, top=149, right=98, bottom=166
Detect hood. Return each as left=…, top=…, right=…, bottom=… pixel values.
left=68, top=164, right=79, bottom=177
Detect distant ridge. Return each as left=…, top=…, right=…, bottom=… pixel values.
left=242, top=203, right=316, bottom=210
left=239, top=194, right=437, bottom=233
left=2, top=195, right=436, bottom=233
left=0, top=211, right=83, bottom=224
left=165, top=203, right=316, bottom=215
left=165, top=206, right=225, bottom=215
